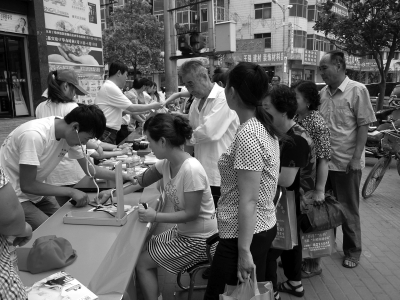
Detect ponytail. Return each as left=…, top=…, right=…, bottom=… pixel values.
left=47, top=70, right=74, bottom=104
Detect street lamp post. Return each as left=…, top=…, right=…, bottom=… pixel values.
left=272, top=0, right=292, bottom=85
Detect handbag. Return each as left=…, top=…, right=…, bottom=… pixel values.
left=299, top=191, right=346, bottom=233
left=220, top=268, right=273, bottom=300
left=271, top=186, right=298, bottom=250
left=301, top=229, right=336, bottom=258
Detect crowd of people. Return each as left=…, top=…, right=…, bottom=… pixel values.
left=0, top=49, right=377, bottom=300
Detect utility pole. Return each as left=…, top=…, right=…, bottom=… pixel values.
left=208, top=0, right=215, bottom=76
left=164, top=0, right=178, bottom=98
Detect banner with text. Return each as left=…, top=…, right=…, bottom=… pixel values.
left=233, top=52, right=284, bottom=66
left=44, top=0, right=104, bottom=104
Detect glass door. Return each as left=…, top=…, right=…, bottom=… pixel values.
left=0, top=34, right=30, bottom=117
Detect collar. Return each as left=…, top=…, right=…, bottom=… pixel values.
left=207, top=83, right=224, bottom=100
left=328, top=76, right=350, bottom=96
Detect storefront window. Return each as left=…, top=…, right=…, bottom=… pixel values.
left=291, top=69, right=303, bottom=84
left=255, top=3, right=272, bottom=20
left=304, top=69, right=314, bottom=81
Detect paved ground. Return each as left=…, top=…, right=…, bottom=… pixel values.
left=1, top=118, right=400, bottom=300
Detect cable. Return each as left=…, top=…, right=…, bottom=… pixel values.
left=76, top=133, right=100, bottom=201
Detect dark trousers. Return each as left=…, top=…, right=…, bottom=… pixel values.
left=100, top=127, right=118, bottom=144
left=265, top=233, right=302, bottom=291
left=210, top=186, right=221, bottom=209
left=203, top=226, right=277, bottom=300
left=326, top=169, right=362, bottom=260
left=116, top=125, right=130, bottom=145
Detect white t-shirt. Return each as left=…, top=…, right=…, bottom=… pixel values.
left=35, top=101, right=86, bottom=186
left=155, top=157, right=218, bottom=238
left=95, top=80, right=132, bottom=130
left=0, top=117, right=84, bottom=203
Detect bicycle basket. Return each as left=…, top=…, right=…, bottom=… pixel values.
left=382, top=131, right=400, bottom=153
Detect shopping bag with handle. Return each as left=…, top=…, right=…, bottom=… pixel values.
left=271, top=186, right=298, bottom=250
left=301, top=228, right=336, bottom=258
left=220, top=268, right=273, bottom=300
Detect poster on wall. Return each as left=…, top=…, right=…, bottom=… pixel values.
left=0, top=11, right=28, bottom=35
left=43, top=0, right=104, bottom=104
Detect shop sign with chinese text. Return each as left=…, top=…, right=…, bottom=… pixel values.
left=303, top=50, right=319, bottom=66
left=0, top=11, right=28, bottom=35
left=233, top=52, right=284, bottom=66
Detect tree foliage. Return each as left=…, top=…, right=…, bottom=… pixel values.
left=102, top=0, right=164, bottom=77
left=314, top=0, right=400, bottom=110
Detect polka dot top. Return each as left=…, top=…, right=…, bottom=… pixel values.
left=217, top=118, right=280, bottom=239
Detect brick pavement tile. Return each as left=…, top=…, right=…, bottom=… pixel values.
left=314, top=292, right=334, bottom=300
left=386, top=275, right=400, bottom=288
left=324, top=284, right=347, bottom=300
left=366, top=269, right=392, bottom=285
left=371, top=262, right=394, bottom=276
left=309, top=276, right=330, bottom=294
left=353, top=286, right=378, bottom=300
left=359, top=277, right=385, bottom=294
left=378, top=283, right=400, bottom=299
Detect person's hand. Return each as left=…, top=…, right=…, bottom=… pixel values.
left=70, top=189, right=90, bottom=207
left=121, top=147, right=129, bottom=155
left=57, top=46, right=73, bottom=62
left=151, top=102, right=163, bottom=110
left=68, top=53, right=99, bottom=65
left=13, top=223, right=33, bottom=247
left=138, top=206, right=156, bottom=223
left=237, top=250, right=255, bottom=282
left=346, top=157, right=361, bottom=173
left=311, top=190, right=325, bottom=205
left=123, top=173, right=138, bottom=184
left=96, top=189, right=112, bottom=205
left=119, top=143, right=131, bottom=149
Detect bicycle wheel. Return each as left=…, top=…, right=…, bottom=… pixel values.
left=362, top=156, right=392, bottom=199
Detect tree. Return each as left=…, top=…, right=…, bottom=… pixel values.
left=102, top=0, right=164, bottom=77
left=314, top=0, right=400, bottom=111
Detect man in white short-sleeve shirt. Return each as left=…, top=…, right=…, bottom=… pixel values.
left=95, top=61, right=163, bottom=144
left=179, top=60, right=239, bottom=207
left=0, top=105, right=133, bottom=230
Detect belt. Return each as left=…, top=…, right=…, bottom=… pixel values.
left=105, top=127, right=118, bottom=134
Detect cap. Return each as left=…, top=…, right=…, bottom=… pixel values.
left=56, top=69, right=88, bottom=96
left=16, top=235, right=77, bottom=274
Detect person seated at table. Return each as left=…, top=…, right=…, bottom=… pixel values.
left=0, top=105, right=134, bottom=230
left=97, top=113, right=218, bottom=300
left=0, top=166, right=32, bottom=300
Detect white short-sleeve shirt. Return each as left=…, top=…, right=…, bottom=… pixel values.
left=35, top=101, right=86, bottom=186
left=0, top=117, right=84, bottom=203
left=95, top=80, right=132, bottom=130
left=155, top=157, right=218, bottom=238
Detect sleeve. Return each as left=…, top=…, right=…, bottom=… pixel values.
left=280, top=135, right=309, bottom=168
left=125, top=91, right=138, bottom=104
left=18, top=131, right=45, bottom=166
left=190, top=96, right=238, bottom=144
left=0, top=167, right=9, bottom=188
left=313, top=123, right=331, bottom=160
left=106, top=85, right=132, bottom=110
left=137, top=164, right=163, bottom=187
left=352, top=86, right=377, bottom=126
left=68, top=146, right=85, bottom=159
left=183, top=160, right=207, bottom=192
left=233, top=129, right=264, bottom=171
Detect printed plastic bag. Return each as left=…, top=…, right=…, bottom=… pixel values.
left=301, top=229, right=336, bottom=258
left=220, top=269, right=273, bottom=300
left=271, top=186, right=298, bottom=250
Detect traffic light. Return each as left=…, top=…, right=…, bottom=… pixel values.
left=177, top=33, right=206, bottom=54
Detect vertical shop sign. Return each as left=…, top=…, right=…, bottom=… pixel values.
left=43, top=0, right=104, bottom=105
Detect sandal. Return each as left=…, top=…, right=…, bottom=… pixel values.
left=274, top=291, right=281, bottom=300
left=277, top=281, right=304, bottom=297
left=342, top=257, right=359, bottom=268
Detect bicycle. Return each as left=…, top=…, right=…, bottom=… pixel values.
left=362, top=119, right=400, bottom=199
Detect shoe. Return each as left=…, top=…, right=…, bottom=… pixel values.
left=342, top=257, right=359, bottom=269
left=274, top=291, right=281, bottom=300
left=277, top=281, right=305, bottom=297
left=301, top=268, right=322, bottom=278
left=201, top=267, right=211, bottom=279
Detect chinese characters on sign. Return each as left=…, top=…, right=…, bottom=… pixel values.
left=303, top=50, right=319, bottom=65
left=236, top=39, right=264, bottom=53
left=236, top=52, right=285, bottom=66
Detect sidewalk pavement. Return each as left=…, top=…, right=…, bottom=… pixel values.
left=1, top=118, right=400, bottom=300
